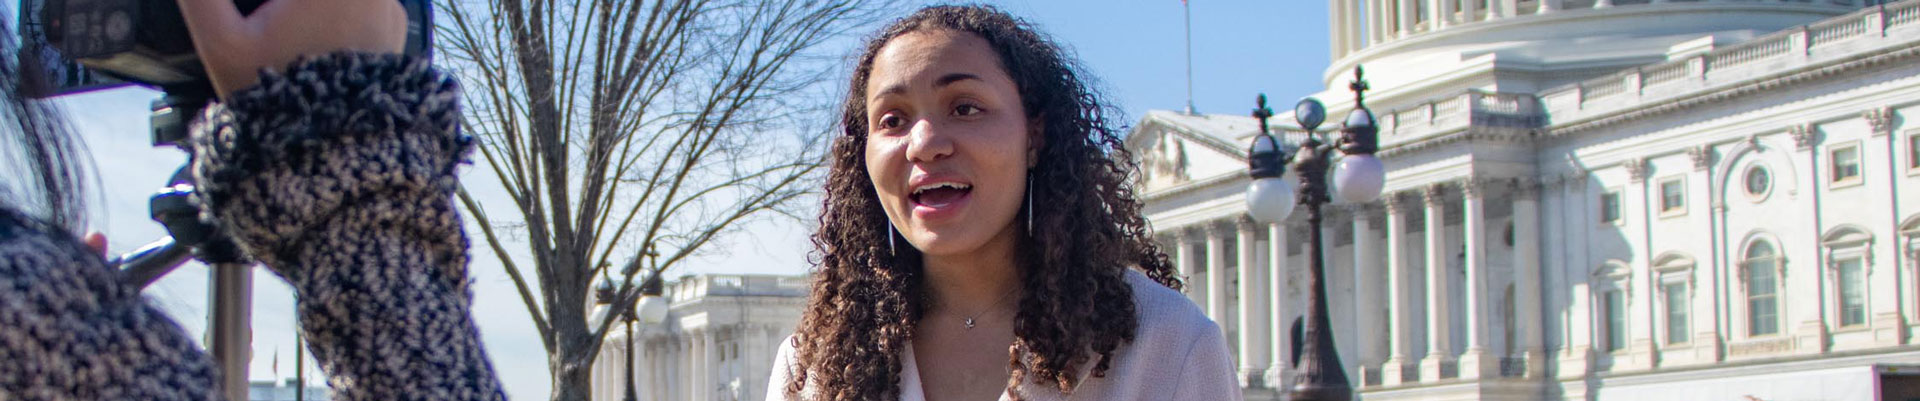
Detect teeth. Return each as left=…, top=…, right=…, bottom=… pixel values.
left=911, top=182, right=971, bottom=195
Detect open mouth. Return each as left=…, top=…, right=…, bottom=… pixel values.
left=910, top=182, right=972, bottom=208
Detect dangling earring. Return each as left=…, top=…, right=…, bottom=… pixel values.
left=1026, top=170, right=1035, bottom=236
left=887, top=223, right=897, bottom=256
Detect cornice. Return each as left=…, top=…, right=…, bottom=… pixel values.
left=1547, top=42, right=1920, bottom=136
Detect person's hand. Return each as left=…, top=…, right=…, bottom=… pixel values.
left=175, top=0, right=409, bottom=99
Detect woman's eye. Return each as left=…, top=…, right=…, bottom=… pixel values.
left=877, top=114, right=905, bottom=130
left=954, top=104, right=982, bottom=117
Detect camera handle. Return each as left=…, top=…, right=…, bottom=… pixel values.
left=104, top=91, right=256, bottom=400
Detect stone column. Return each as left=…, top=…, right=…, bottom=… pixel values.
left=1789, top=124, right=1829, bottom=355
left=1208, top=222, right=1233, bottom=333
left=1419, top=183, right=1456, bottom=381
left=1347, top=0, right=1365, bottom=53
left=627, top=334, right=643, bottom=401
left=1688, top=146, right=1726, bottom=361
left=672, top=338, right=685, bottom=400
left=1558, top=173, right=1594, bottom=380
left=1867, top=107, right=1908, bottom=346
left=1176, top=229, right=1204, bottom=309
left=1368, top=0, right=1384, bottom=44
left=1321, top=210, right=1355, bottom=376
left=1459, top=177, right=1496, bottom=379
left=1382, top=193, right=1418, bottom=384
left=1267, top=222, right=1294, bottom=388
left=1512, top=178, right=1547, bottom=377
left=1352, top=204, right=1386, bottom=379
left=693, top=330, right=707, bottom=400
left=1401, top=0, right=1421, bottom=37
left=746, top=325, right=769, bottom=400
left=1623, top=158, right=1657, bottom=371
left=1461, top=0, right=1481, bottom=23
left=652, top=342, right=666, bottom=401
left=1237, top=216, right=1272, bottom=387
left=1329, top=0, right=1348, bottom=60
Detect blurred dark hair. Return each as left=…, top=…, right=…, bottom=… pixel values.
left=785, top=5, right=1179, bottom=400
left=1, top=9, right=93, bottom=234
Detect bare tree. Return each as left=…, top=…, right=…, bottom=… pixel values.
left=436, top=0, right=893, bottom=399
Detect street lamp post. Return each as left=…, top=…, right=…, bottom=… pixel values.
left=593, top=264, right=670, bottom=401
left=1244, top=66, right=1383, bottom=401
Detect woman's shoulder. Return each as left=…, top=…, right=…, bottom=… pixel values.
left=1120, top=269, right=1220, bottom=346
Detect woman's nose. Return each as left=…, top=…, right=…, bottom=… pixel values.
left=904, top=118, right=953, bottom=163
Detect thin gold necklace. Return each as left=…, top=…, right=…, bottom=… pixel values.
left=960, top=287, right=1019, bottom=330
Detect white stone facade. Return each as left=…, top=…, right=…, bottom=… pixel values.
left=1132, top=1, right=1920, bottom=400
left=589, top=274, right=808, bottom=401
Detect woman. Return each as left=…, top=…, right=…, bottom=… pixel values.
left=0, top=0, right=504, bottom=398
left=770, top=5, right=1240, bottom=401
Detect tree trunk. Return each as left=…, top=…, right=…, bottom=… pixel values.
left=550, top=359, right=593, bottom=401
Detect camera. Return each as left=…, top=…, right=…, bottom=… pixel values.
left=17, top=0, right=433, bottom=99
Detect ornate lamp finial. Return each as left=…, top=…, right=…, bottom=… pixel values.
left=1348, top=66, right=1370, bottom=108
left=1252, top=94, right=1275, bottom=135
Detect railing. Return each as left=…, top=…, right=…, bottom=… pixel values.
left=1711, top=33, right=1795, bottom=69
left=1580, top=74, right=1629, bottom=102
left=1641, top=60, right=1693, bottom=87
left=1375, top=90, right=1541, bottom=147
left=1538, top=0, right=1920, bottom=124
left=1810, top=13, right=1870, bottom=45
left=1892, top=0, right=1920, bottom=25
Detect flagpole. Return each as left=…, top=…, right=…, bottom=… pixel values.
left=1183, top=0, right=1196, bottom=115
left=296, top=314, right=305, bottom=401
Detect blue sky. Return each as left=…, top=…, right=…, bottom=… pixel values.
left=58, top=1, right=1330, bottom=398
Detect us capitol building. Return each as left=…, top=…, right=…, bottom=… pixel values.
left=588, top=274, right=809, bottom=401
left=1130, top=0, right=1920, bottom=400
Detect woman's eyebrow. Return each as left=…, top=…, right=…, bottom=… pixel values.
left=933, top=73, right=983, bottom=88
left=870, top=72, right=985, bottom=102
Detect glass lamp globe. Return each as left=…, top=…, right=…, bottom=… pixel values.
left=1333, top=154, right=1386, bottom=203
left=590, top=303, right=612, bottom=327
left=637, top=295, right=670, bottom=325
left=1247, top=175, right=1297, bottom=224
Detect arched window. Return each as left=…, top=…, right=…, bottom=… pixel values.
left=1743, top=241, right=1782, bottom=336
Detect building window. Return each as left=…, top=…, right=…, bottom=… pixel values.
left=1908, top=133, right=1919, bottom=172
left=1604, top=290, right=1628, bottom=352
left=1837, top=257, right=1867, bottom=327
left=1664, top=282, right=1689, bottom=344
left=1659, top=177, right=1685, bottom=216
left=1744, top=165, right=1772, bottom=200
left=1600, top=191, right=1622, bottom=224
left=1744, top=241, right=1781, bottom=336
left=1829, top=143, right=1862, bottom=186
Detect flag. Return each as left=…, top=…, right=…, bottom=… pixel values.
left=272, top=348, right=280, bottom=381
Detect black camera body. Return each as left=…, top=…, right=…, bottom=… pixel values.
left=18, top=0, right=432, bottom=98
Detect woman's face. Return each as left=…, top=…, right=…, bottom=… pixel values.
left=863, top=29, right=1035, bottom=258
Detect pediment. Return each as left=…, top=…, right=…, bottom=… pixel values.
left=1126, top=112, right=1256, bottom=194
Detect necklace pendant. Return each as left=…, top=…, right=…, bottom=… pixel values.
left=964, top=318, right=975, bottom=329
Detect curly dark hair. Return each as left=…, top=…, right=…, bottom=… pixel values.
left=786, top=5, right=1181, bottom=400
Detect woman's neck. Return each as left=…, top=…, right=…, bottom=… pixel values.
left=920, top=225, right=1022, bottom=317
